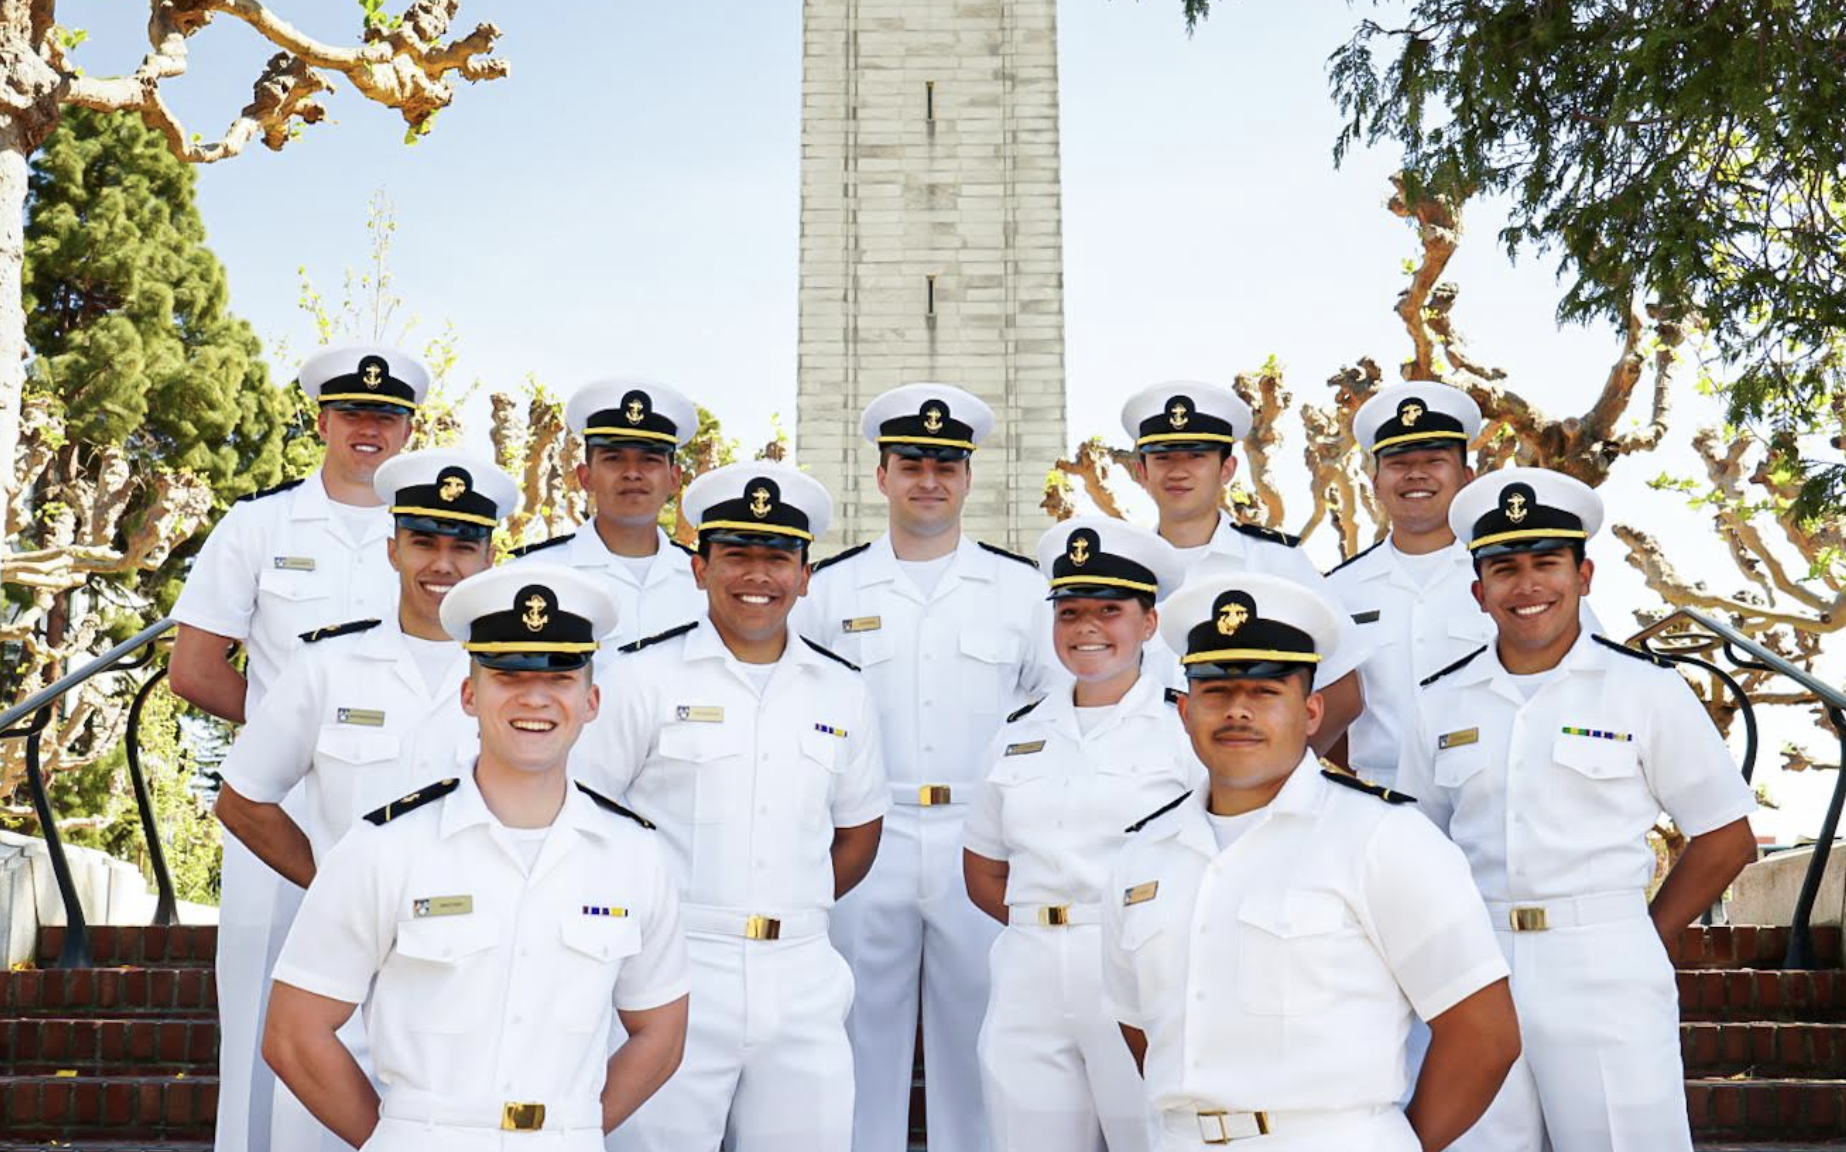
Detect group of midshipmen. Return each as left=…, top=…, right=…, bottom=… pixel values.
left=167, top=344, right=1762, bottom=1152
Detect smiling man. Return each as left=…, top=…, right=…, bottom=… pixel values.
left=263, top=564, right=689, bottom=1151
left=510, top=378, right=705, bottom=649
left=1102, top=573, right=1520, bottom=1152
left=578, top=461, right=888, bottom=1152
left=167, top=344, right=427, bottom=1152
left=1398, top=468, right=1759, bottom=1152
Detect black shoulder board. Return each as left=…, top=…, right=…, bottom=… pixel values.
left=669, top=537, right=696, bottom=556
left=1125, top=790, right=1192, bottom=834
left=1007, top=697, right=1044, bottom=723
left=978, top=540, right=1039, bottom=569
left=1325, top=537, right=1384, bottom=576
left=508, top=532, right=575, bottom=559
left=1232, top=520, right=1302, bottom=548
left=234, top=477, right=305, bottom=505
left=1163, top=687, right=1184, bottom=706
left=362, top=778, right=459, bottom=826
left=1321, top=768, right=1415, bottom=805
left=1419, top=644, right=1488, bottom=688
left=617, top=620, right=699, bottom=654
left=299, top=618, right=382, bottom=644
left=802, top=637, right=861, bottom=672
left=574, top=782, right=656, bottom=830
left=1592, top=634, right=1672, bottom=669
left=811, top=541, right=870, bottom=574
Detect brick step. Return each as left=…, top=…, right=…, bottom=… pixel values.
left=1687, top=1078, right=1846, bottom=1139
left=1683, top=1022, right=1846, bottom=1078
left=0, top=1074, right=217, bottom=1138
left=1670, top=926, right=1844, bottom=970
left=0, top=1018, right=218, bottom=1073
left=0, top=970, right=216, bottom=1017
left=1678, top=969, right=1846, bottom=1023
left=36, top=929, right=217, bottom=970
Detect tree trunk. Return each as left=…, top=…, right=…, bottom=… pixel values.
left=0, top=114, right=27, bottom=519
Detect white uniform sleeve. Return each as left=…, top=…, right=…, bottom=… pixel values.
left=613, top=841, right=690, bottom=1012
left=830, top=684, right=890, bottom=828
left=218, top=654, right=321, bottom=804
left=1100, top=853, right=1147, bottom=1028
left=271, top=825, right=398, bottom=1005
left=960, top=729, right=1012, bottom=860
left=172, top=504, right=260, bottom=640
left=1361, top=809, right=1507, bottom=1022
left=1643, top=669, right=1757, bottom=837
left=1394, top=697, right=1452, bottom=834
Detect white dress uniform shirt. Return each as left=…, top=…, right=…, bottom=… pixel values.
left=173, top=469, right=397, bottom=708
left=1329, top=538, right=1603, bottom=787
left=1101, top=756, right=1507, bottom=1151
left=510, top=526, right=705, bottom=652
left=218, top=617, right=476, bottom=860
left=273, top=772, right=687, bottom=1152
left=575, top=615, right=888, bottom=1152
left=798, top=532, right=1060, bottom=1152
left=173, top=468, right=397, bottom=1152
left=962, top=673, right=1201, bottom=1152
left=1396, top=629, right=1756, bottom=1152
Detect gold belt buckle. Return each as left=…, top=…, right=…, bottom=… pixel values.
left=1510, top=906, right=1549, bottom=932
left=501, top=1102, right=546, bottom=1131
left=744, top=914, right=782, bottom=941
left=918, top=784, right=952, bottom=806
left=1196, top=1110, right=1268, bottom=1144
left=1038, top=905, right=1070, bottom=927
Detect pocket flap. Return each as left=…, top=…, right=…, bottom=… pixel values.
left=958, top=629, right=1018, bottom=666
left=315, top=728, right=401, bottom=765
left=1117, top=904, right=1164, bottom=950
left=1237, top=890, right=1347, bottom=939
left=799, top=725, right=844, bottom=771
left=257, top=568, right=331, bottom=603
left=1433, top=748, right=1487, bottom=788
left=657, top=723, right=733, bottom=763
left=559, top=916, right=642, bottom=962
left=395, top=915, right=497, bottom=964
left=1552, top=733, right=1639, bottom=780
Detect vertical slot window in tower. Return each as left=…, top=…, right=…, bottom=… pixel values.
left=925, top=80, right=936, bottom=123
left=926, top=274, right=937, bottom=320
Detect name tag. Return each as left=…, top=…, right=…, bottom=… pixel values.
left=1004, top=741, right=1045, bottom=756
left=1351, top=610, right=1381, bottom=624
left=273, top=556, right=316, bottom=572
left=337, top=708, right=386, bottom=727
left=1123, top=881, right=1159, bottom=906
left=412, top=895, right=472, bottom=918
left=1560, top=726, right=1632, bottom=742
left=582, top=905, right=629, bottom=918
left=814, top=723, right=849, bottom=738
left=675, top=705, right=724, bottom=723
left=842, top=616, right=881, bottom=633
left=1438, top=728, right=1479, bottom=750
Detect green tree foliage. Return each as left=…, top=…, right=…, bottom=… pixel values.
left=1182, top=1, right=1846, bottom=520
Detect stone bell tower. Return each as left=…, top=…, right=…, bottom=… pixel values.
left=795, top=0, right=1068, bottom=553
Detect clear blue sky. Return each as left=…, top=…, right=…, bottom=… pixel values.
left=65, top=2, right=1831, bottom=832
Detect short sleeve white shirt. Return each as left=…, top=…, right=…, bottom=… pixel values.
left=508, top=525, right=705, bottom=654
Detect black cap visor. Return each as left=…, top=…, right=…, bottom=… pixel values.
left=883, top=442, right=973, bottom=462
left=470, top=650, right=595, bottom=672
left=394, top=513, right=493, bottom=541
left=1183, top=658, right=1316, bottom=684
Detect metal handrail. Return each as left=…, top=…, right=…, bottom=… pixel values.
left=1, top=616, right=179, bottom=967
left=1628, top=608, right=1846, bottom=968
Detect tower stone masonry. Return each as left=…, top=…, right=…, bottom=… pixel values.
left=796, top=0, right=1069, bottom=554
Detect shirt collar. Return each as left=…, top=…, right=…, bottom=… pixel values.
left=287, top=468, right=332, bottom=521
left=1042, top=670, right=1167, bottom=740
left=1150, top=749, right=1327, bottom=858
left=437, top=768, right=611, bottom=845
left=682, top=611, right=823, bottom=673
left=859, top=532, right=995, bottom=589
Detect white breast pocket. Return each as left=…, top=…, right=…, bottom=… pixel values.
left=391, top=915, right=499, bottom=1034
left=796, top=725, right=848, bottom=824
left=1236, top=889, right=1352, bottom=1016
left=1433, top=747, right=1488, bottom=789
left=654, top=723, right=742, bottom=825
left=554, top=916, right=643, bottom=1033
left=1553, top=733, right=1640, bottom=782
left=312, top=728, right=403, bottom=840
left=958, top=629, right=1023, bottom=721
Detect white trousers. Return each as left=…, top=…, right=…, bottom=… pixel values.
left=215, top=832, right=286, bottom=1152
left=1452, top=915, right=1689, bottom=1152
left=364, top=1117, right=602, bottom=1152
left=832, top=802, right=1000, bottom=1152
left=978, top=924, right=1157, bottom=1152
left=607, top=932, right=855, bottom=1152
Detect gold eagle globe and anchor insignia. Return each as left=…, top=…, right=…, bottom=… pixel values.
left=1400, top=401, right=1425, bottom=427
left=1216, top=601, right=1250, bottom=636
left=922, top=406, right=945, bottom=434
left=749, top=486, right=773, bottom=519
left=1505, top=491, right=1529, bottom=524
left=1168, top=401, right=1190, bottom=430
left=1068, top=535, right=1091, bottom=566
left=521, top=595, right=550, bottom=633
left=437, top=475, right=468, bottom=503
left=624, top=398, right=646, bottom=425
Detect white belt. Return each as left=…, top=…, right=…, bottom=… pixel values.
left=380, top=1092, right=601, bottom=1132
left=890, top=782, right=966, bottom=806
left=681, top=904, right=830, bottom=941
left=1485, top=890, right=1647, bottom=933
left=1162, top=1105, right=1387, bottom=1144
left=1008, top=902, right=1101, bottom=927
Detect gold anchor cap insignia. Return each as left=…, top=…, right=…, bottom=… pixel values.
left=361, top=362, right=384, bottom=390
left=1504, top=491, right=1529, bottom=524
left=749, top=486, right=773, bottom=519
left=624, top=398, right=645, bottom=424
left=1068, top=535, right=1091, bottom=567
left=922, top=406, right=945, bottom=434
left=1169, top=401, right=1189, bottom=430
left=1216, top=601, right=1250, bottom=636
left=1400, top=401, right=1424, bottom=427
left=522, top=594, right=550, bottom=633
left=438, top=475, right=467, bottom=503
